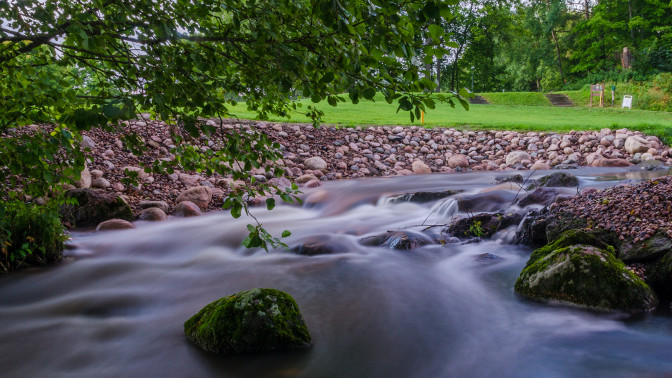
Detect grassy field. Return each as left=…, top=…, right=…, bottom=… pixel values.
left=230, top=93, right=672, bottom=143
left=479, top=92, right=551, bottom=106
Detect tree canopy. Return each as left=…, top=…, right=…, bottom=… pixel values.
left=0, top=0, right=463, bottom=253
left=436, top=0, right=672, bottom=92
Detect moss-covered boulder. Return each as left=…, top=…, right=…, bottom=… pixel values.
left=60, top=189, right=134, bottom=228
left=515, top=231, right=658, bottom=312
left=184, top=288, right=311, bottom=354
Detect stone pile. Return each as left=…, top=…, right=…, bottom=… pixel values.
left=6, top=119, right=672, bottom=228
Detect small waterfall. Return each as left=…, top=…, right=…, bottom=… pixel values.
left=377, top=193, right=414, bottom=206
left=492, top=227, right=519, bottom=244
left=428, top=197, right=459, bottom=221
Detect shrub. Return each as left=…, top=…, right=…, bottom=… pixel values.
left=561, top=72, right=672, bottom=111
left=652, top=72, right=672, bottom=94
left=0, top=201, right=67, bottom=273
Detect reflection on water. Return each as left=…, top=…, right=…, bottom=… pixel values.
left=0, top=167, right=671, bottom=378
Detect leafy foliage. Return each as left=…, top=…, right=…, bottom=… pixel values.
left=468, top=220, right=484, bottom=237
left=439, top=0, right=671, bottom=92
left=0, top=201, right=67, bottom=273
left=1, top=0, right=462, bottom=256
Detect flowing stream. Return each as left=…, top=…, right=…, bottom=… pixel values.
left=1, top=168, right=672, bottom=377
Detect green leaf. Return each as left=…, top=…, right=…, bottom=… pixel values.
left=320, top=72, right=335, bottom=84
left=459, top=87, right=473, bottom=98
left=371, top=48, right=384, bottom=60
left=362, top=88, right=376, bottom=100
left=231, top=202, right=242, bottom=219
left=428, top=24, right=444, bottom=40
left=281, top=230, right=291, bottom=238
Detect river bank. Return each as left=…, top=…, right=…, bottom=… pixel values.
left=60, top=120, right=672, bottom=218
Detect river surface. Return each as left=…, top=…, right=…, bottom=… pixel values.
left=1, top=168, right=672, bottom=378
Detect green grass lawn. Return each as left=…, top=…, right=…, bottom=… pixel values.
left=480, top=92, right=551, bottom=106
left=229, top=93, right=672, bottom=143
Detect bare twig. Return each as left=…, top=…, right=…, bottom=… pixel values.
left=511, top=170, right=537, bottom=206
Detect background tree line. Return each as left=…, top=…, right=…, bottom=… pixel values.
left=434, top=0, right=672, bottom=93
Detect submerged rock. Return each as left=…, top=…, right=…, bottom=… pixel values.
left=184, top=288, right=311, bottom=354
left=627, top=160, right=671, bottom=172
left=515, top=231, right=658, bottom=312
left=446, top=212, right=522, bottom=238
left=476, top=253, right=504, bottom=264
left=386, top=190, right=461, bottom=204
left=516, top=187, right=560, bottom=208
left=494, top=174, right=523, bottom=184
left=529, top=172, right=578, bottom=189
left=515, top=209, right=549, bottom=247
left=290, top=235, right=350, bottom=256
left=457, top=191, right=518, bottom=213
left=370, top=231, right=432, bottom=250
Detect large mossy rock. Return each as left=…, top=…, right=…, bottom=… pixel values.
left=516, top=210, right=616, bottom=249
left=184, top=288, right=312, bottom=354
left=539, top=211, right=670, bottom=263
left=60, top=189, right=134, bottom=228
left=515, top=231, right=658, bottom=312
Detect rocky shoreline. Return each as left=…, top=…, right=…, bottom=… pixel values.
left=52, top=120, right=672, bottom=218
left=5, top=120, right=672, bottom=225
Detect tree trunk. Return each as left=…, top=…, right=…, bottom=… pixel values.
left=550, top=29, right=566, bottom=84
left=435, top=59, right=441, bottom=92
left=584, top=0, right=590, bottom=19
left=425, top=62, right=433, bottom=83
left=628, top=0, right=633, bottom=40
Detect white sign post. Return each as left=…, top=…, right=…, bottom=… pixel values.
left=622, top=95, right=633, bottom=109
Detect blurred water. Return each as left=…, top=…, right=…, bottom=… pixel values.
left=1, top=168, right=671, bottom=378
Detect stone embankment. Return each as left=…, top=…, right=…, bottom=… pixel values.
left=513, top=175, right=672, bottom=312
left=10, top=120, right=671, bottom=227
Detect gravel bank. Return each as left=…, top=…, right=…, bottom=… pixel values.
left=6, top=120, right=672, bottom=216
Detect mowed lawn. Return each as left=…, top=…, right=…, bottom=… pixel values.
left=229, top=94, right=672, bottom=142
